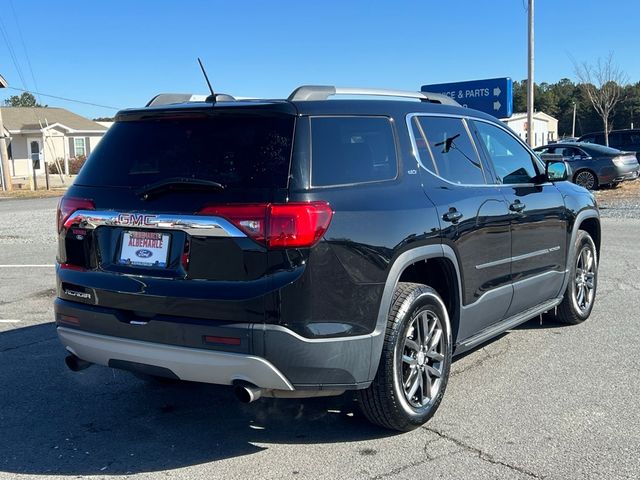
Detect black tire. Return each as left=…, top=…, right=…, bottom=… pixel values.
left=555, top=230, right=598, bottom=325
left=357, top=282, right=452, bottom=431
left=573, top=170, right=598, bottom=190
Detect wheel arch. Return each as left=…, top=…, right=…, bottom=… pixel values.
left=577, top=216, right=601, bottom=257
left=558, top=209, right=600, bottom=297
left=368, top=245, right=463, bottom=381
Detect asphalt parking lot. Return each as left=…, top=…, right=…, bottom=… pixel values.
left=1, top=195, right=639, bottom=480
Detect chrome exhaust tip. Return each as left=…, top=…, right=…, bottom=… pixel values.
left=233, top=383, right=262, bottom=403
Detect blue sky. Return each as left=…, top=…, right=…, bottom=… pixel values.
left=0, top=0, right=638, bottom=119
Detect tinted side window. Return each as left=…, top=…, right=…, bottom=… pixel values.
left=411, top=116, right=485, bottom=185
left=473, top=121, right=539, bottom=184
left=557, top=147, right=580, bottom=157
left=628, top=133, right=640, bottom=147
left=311, top=117, right=397, bottom=187
left=580, top=135, right=595, bottom=144
left=608, top=132, right=623, bottom=147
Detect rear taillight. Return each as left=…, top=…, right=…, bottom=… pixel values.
left=57, top=197, right=95, bottom=233
left=198, top=202, right=333, bottom=249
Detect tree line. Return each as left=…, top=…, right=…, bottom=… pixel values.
left=512, top=79, right=640, bottom=138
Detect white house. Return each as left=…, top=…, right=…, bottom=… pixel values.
left=501, top=111, right=558, bottom=148
left=0, top=107, right=107, bottom=177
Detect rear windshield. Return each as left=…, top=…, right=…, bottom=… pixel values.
left=75, top=113, right=295, bottom=189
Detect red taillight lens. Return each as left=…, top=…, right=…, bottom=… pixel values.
left=268, top=203, right=333, bottom=248
left=198, top=202, right=333, bottom=249
left=57, top=197, right=95, bottom=233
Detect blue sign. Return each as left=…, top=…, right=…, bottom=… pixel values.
left=421, top=77, right=513, bottom=118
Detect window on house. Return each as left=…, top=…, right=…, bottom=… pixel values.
left=74, top=138, right=86, bottom=157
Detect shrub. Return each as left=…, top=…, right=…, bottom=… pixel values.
left=47, top=155, right=87, bottom=175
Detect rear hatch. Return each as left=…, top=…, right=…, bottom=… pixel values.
left=57, top=103, right=306, bottom=339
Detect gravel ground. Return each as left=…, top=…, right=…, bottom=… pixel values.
left=594, top=178, right=640, bottom=218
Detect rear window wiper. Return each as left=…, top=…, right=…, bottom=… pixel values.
left=136, top=177, right=225, bottom=200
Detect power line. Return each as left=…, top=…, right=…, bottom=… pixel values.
left=4, top=86, right=120, bottom=110
left=0, top=13, right=28, bottom=90
left=0, top=13, right=118, bottom=111
left=8, top=0, right=41, bottom=104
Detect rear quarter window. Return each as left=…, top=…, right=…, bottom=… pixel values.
left=310, top=116, right=398, bottom=187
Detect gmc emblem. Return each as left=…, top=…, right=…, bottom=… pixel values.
left=117, top=213, right=157, bottom=226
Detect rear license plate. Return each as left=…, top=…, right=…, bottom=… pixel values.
left=119, top=231, right=171, bottom=267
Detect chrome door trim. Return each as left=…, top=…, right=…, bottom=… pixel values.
left=64, top=210, right=247, bottom=238
left=475, top=246, right=561, bottom=270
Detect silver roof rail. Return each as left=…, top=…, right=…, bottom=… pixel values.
left=287, top=85, right=459, bottom=106
left=146, top=93, right=236, bottom=107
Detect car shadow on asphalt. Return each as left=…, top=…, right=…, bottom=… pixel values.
left=512, top=313, right=570, bottom=330
left=0, top=322, right=397, bottom=476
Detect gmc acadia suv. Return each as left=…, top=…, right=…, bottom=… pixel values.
left=55, top=86, right=600, bottom=431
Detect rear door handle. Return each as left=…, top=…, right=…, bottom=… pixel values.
left=443, top=208, right=463, bottom=223
left=509, top=200, right=526, bottom=212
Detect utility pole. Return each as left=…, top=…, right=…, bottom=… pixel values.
left=0, top=74, right=12, bottom=191
left=572, top=102, right=577, bottom=137
left=526, top=0, right=535, bottom=147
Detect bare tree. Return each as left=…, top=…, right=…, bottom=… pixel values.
left=574, top=52, right=627, bottom=146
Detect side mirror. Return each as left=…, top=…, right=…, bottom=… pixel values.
left=545, top=160, right=568, bottom=182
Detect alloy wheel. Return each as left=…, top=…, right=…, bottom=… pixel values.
left=574, top=245, right=596, bottom=313
left=400, top=309, right=445, bottom=408
left=575, top=171, right=596, bottom=190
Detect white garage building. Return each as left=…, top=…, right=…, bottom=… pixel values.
left=501, top=111, right=558, bottom=148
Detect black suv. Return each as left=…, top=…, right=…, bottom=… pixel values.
left=55, top=86, right=600, bottom=431
left=578, top=129, right=640, bottom=161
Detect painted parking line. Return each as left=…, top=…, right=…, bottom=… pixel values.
left=0, top=264, right=55, bottom=268
left=0, top=320, right=22, bottom=323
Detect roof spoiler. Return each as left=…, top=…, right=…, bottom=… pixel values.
left=146, top=93, right=236, bottom=107
left=287, top=85, right=460, bottom=106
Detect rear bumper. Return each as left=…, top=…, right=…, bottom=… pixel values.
left=600, top=164, right=640, bottom=184
left=58, top=327, right=294, bottom=391
left=55, top=298, right=376, bottom=389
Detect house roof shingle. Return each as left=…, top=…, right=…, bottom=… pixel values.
left=0, top=107, right=107, bottom=132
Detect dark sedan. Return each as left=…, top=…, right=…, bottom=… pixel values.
left=534, top=142, right=639, bottom=190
